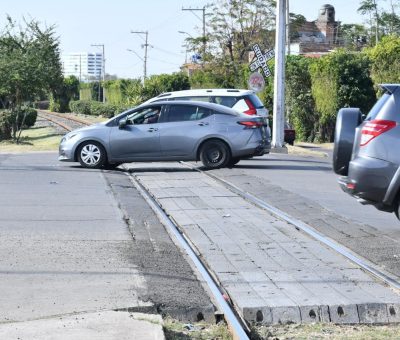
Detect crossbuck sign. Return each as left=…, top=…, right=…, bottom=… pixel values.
left=249, top=44, right=274, bottom=78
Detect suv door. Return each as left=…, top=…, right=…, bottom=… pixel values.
left=109, top=106, right=163, bottom=160
left=160, top=104, right=213, bottom=157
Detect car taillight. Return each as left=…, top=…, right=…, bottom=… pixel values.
left=238, top=121, right=263, bottom=128
left=360, top=119, right=396, bottom=146
left=243, top=99, right=257, bottom=115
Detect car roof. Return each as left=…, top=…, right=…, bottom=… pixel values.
left=147, top=88, right=255, bottom=101
left=142, top=100, right=239, bottom=115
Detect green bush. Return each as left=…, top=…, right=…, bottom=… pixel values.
left=367, top=35, right=400, bottom=87
left=50, top=76, right=80, bottom=112
left=69, top=100, right=92, bottom=115
left=0, top=110, right=13, bottom=140
left=285, top=56, right=317, bottom=142
left=0, top=107, right=37, bottom=141
left=310, top=49, right=376, bottom=142
left=18, top=107, right=38, bottom=128
left=69, top=100, right=129, bottom=118
left=90, top=102, right=119, bottom=118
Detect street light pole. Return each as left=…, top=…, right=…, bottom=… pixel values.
left=272, top=0, right=287, bottom=149
left=182, top=6, right=206, bottom=63
left=91, top=43, right=105, bottom=103
left=131, top=31, right=149, bottom=82
left=178, top=31, right=193, bottom=64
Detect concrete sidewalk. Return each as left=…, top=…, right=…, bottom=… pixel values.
left=0, top=311, right=164, bottom=340
left=0, top=153, right=165, bottom=339
left=126, top=162, right=400, bottom=325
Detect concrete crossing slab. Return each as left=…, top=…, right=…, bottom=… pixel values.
left=129, top=166, right=400, bottom=325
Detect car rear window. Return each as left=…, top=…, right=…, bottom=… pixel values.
left=247, top=94, right=265, bottom=109
left=365, top=93, right=391, bottom=121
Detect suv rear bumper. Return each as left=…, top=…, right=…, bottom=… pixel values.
left=338, top=156, right=398, bottom=210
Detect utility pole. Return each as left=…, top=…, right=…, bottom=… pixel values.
left=91, top=44, right=106, bottom=103
left=286, top=0, right=290, bottom=55
left=131, top=31, right=149, bottom=81
left=272, top=0, right=287, bottom=150
left=182, top=6, right=206, bottom=63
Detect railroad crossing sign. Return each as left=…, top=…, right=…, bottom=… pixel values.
left=249, top=44, right=274, bottom=78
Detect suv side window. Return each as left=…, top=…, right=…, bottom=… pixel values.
left=213, top=96, right=238, bottom=108
left=166, top=105, right=211, bottom=122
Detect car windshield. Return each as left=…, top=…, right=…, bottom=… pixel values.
left=365, top=93, right=391, bottom=121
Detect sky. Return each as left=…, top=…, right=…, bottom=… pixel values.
left=0, top=1, right=383, bottom=79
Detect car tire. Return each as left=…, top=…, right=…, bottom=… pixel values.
left=333, top=108, right=362, bottom=175
left=77, top=141, right=107, bottom=169
left=227, top=157, right=240, bottom=167
left=200, top=140, right=230, bottom=169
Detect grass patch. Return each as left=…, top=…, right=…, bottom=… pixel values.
left=162, top=319, right=400, bottom=339
left=0, top=126, right=61, bottom=153
left=163, top=317, right=232, bottom=340
left=251, top=323, right=400, bottom=339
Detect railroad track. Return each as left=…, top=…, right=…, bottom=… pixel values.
left=126, top=162, right=400, bottom=337
left=37, top=110, right=91, bottom=132
left=42, top=109, right=400, bottom=336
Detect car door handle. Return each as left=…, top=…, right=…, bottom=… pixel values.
left=147, top=127, right=158, bottom=132
left=198, top=122, right=209, bottom=126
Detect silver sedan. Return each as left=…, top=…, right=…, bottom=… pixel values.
left=59, top=101, right=271, bottom=169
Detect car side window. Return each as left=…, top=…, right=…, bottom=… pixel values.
left=166, top=105, right=211, bottom=122
left=126, top=106, right=162, bottom=125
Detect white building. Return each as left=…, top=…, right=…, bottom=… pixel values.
left=61, top=52, right=103, bottom=82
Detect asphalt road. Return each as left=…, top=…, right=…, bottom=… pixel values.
left=0, top=152, right=213, bottom=325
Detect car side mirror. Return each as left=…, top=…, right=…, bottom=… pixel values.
left=119, top=118, right=127, bottom=129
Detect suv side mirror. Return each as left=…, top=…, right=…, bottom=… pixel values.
left=119, top=118, right=127, bottom=129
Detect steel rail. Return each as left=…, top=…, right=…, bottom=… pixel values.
left=37, top=113, right=74, bottom=132
left=124, top=169, right=250, bottom=340
left=38, top=110, right=91, bottom=126
left=182, top=162, right=400, bottom=292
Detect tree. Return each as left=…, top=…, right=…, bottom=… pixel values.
left=50, top=76, right=80, bottom=112
left=339, top=24, right=369, bottom=49
left=358, top=0, right=381, bottom=45
left=197, top=0, right=276, bottom=87
left=310, top=50, right=376, bottom=142
left=0, top=16, right=63, bottom=140
left=367, top=34, right=400, bottom=85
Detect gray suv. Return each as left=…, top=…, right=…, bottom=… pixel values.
left=333, top=84, right=400, bottom=219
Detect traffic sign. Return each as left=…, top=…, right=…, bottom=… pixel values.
left=248, top=72, right=265, bottom=92
left=249, top=44, right=274, bottom=78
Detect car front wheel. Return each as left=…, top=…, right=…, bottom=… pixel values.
left=200, top=140, right=230, bottom=169
left=77, top=141, right=106, bottom=169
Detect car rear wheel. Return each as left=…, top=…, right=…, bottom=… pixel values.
left=77, top=141, right=106, bottom=169
left=333, top=108, right=362, bottom=175
left=200, top=140, right=230, bottom=169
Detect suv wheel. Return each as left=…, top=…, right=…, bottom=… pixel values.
left=200, top=140, right=230, bottom=169
left=333, top=108, right=362, bottom=175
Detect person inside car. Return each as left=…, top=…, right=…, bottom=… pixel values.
left=144, top=108, right=160, bottom=124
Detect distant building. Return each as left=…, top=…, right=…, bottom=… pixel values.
left=61, top=52, right=103, bottom=82
left=290, top=4, right=341, bottom=56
